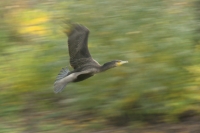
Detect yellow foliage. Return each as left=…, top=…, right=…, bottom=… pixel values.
left=187, top=65, right=200, bottom=82
left=22, top=17, right=48, bottom=26
left=19, top=26, right=47, bottom=35
left=187, top=65, right=200, bottom=73
left=8, top=9, right=49, bottom=36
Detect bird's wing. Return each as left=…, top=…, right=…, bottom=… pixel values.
left=67, top=24, right=99, bottom=69
left=54, top=68, right=92, bottom=93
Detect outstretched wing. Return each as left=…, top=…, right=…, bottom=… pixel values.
left=67, top=24, right=93, bottom=69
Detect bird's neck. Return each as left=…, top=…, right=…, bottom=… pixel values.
left=99, top=62, right=115, bottom=72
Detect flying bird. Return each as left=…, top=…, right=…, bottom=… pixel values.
left=54, top=24, right=128, bottom=93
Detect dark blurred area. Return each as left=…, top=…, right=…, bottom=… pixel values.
left=1, top=0, right=200, bottom=133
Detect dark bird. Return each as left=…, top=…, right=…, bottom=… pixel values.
left=54, top=24, right=128, bottom=93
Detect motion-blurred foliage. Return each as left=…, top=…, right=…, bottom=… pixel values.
left=1, top=0, right=200, bottom=131
left=17, top=9, right=49, bottom=36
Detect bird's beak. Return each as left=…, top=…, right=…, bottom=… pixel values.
left=116, top=61, right=128, bottom=66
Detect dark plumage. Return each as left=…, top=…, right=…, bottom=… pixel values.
left=54, top=24, right=128, bottom=93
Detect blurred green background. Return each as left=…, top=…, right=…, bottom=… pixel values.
left=1, top=0, right=200, bottom=132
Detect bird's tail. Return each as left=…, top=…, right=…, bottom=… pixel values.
left=54, top=67, right=70, bottom=93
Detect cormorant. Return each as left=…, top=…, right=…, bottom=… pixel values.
left=54, top=24, right=128, bottom=93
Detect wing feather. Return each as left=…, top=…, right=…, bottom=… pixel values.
left=67, top=24, right=92, bottom=69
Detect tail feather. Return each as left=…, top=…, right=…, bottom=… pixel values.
left=55, top=67, right=70, bottom=81
left=54, top=67, right=70, bottom=93
left=54, top=80, right=67, bottom=93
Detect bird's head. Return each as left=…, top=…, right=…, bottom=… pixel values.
left=101, top=60, right=128, bottom=72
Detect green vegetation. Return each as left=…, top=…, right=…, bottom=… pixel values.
left=0, top=0, right=200, bottom=132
